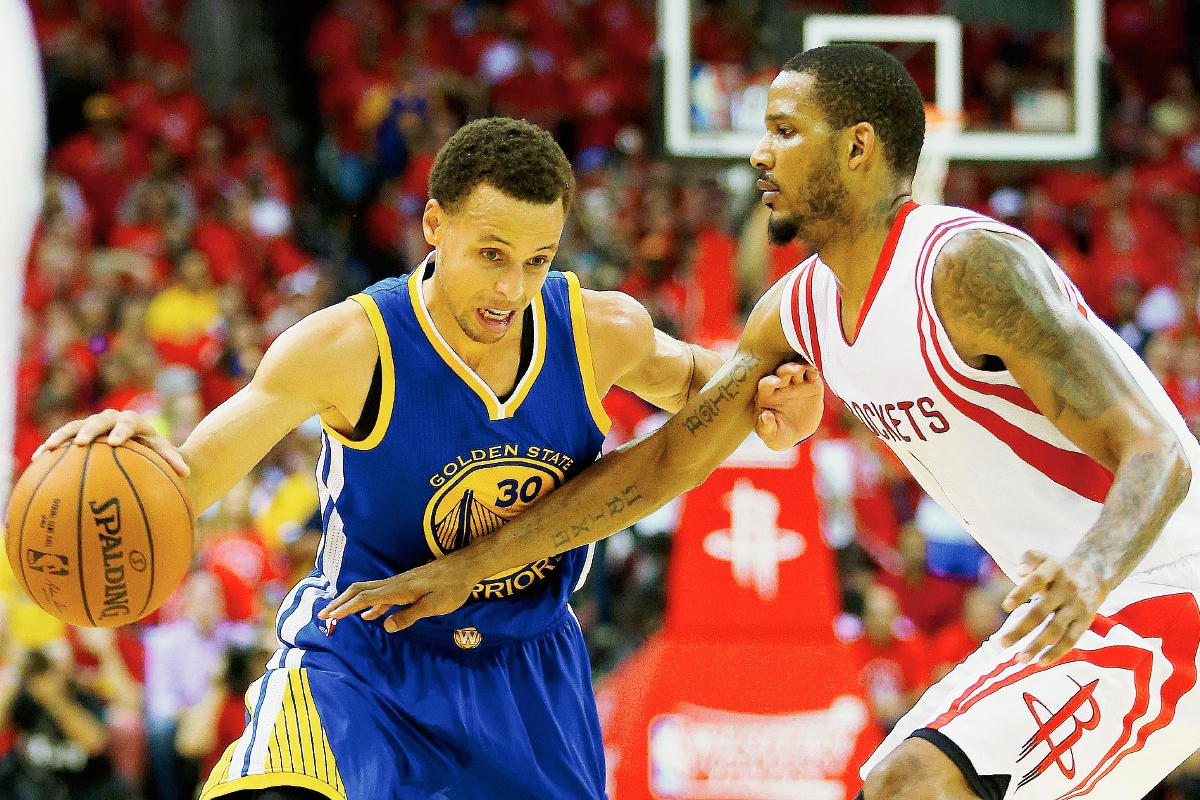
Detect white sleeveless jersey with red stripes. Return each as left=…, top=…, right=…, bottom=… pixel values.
left=779, top=202, right=1200, bottom=580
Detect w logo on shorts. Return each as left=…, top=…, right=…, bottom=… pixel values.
left=454, top=627, right=483, bottom=649
left=1017, top=677, right=1101, bottom=788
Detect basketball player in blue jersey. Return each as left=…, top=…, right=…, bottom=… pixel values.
left=37, top=117, right=821, bottom=800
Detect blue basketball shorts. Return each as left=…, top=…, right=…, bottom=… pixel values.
left=197, top=607, right=606, bottom=800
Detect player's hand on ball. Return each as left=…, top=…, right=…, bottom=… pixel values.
left=32, top=408, right=190, bottom=478
left=754, top=362, right=824, bottom=451
left=1000, top=550, right=1107, bottom=666
left=319, top=556, right=479, bottom=633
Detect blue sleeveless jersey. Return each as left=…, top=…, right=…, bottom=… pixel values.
left=278, top=261, right=610, bottom=659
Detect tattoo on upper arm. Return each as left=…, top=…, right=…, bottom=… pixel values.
left=934, top=231, right=1118, bottom=423
left=681, top=353, right=762, bottom=435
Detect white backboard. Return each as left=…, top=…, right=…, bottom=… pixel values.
left=660, top=1, right=1103, bottom=161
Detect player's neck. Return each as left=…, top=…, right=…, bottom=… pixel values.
left=423, top=275, right=524, bottom=372
left=817, top=194, right=910, bottom=301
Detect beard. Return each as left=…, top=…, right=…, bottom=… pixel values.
left=767, top=214, right=800, bottom=245
left=766, top=155, right=850, bottom=246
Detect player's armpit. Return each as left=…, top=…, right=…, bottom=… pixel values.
left=179, top=299, right=379, bottom=514
left=581, top=288, right=722, bottom=412
left=932, top=230, right=1192, bottom=662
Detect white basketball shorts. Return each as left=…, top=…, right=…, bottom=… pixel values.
left=862, top=554, right=1200, bottom=799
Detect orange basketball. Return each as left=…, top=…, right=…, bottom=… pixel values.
left=4, top=440, right=194, bottom=628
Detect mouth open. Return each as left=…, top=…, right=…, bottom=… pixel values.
left=476, top=307, right=517, bottom=334
left=758, top=178, right=781, bottom=209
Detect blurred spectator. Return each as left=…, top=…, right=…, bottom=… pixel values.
left=118, top=140, right=199, bottom=234
left=1167, top=337, right=1200, bottom=434
left=842, top=582, right=930, bottom=734
left=52, top=94, right=149, bottom=241
left=129, top=62, right=207, bottom=162
left=692, top=0, right=751, bottom=65
left=0, top=643, right=137, bottom=800
left=108, top=180, right=177, bottom=286
left=930, top=582, right=1009, bottom=681
left=1111, top=276, right=1152, bottom=354
left=174, top=641, right=273, bottom=783
left=251, top=429, right=323, bottom=554
left=69, top=628, right=145, bottom=790
left=142, top=572, right=252, bottom=800
left=144, top=250, right=221, bottom=370
left=197, top=480, right=288, bottom=624
left=877, top=522, right=971, bottom=637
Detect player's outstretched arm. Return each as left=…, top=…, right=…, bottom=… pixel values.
left=32, top=299, right=380, bottom=516
left=933, top=230, right=1193, bottom=665
left=582, top=287, right=825, bottom=449
left=321, top=279, right=813, bottom=630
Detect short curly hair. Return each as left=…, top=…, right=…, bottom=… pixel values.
left=428, top=118, right=575, bottom=214
left=782, top=44, right=926, bottom=180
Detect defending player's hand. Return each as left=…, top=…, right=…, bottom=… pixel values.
left=1000, top=550, right=1107, bottom=666
left=753, top=362, right=824, bottom=450
left=31, top=408, right=190, bottom=478
left=319, top=556, right=479, bottom=632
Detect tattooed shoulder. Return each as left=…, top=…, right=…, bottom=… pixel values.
left=931, top=229, right=1070, bottom=364
left=931, top=229, right=1115, bottom=423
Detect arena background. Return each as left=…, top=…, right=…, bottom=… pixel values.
left=1, top=0, right=1199, bottom=797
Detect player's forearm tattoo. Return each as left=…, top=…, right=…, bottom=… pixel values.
left=1073, top=447, right=1191, bottom=587
left=550, top=485, right=644, bottom=548
left=682, top=353, right=762, bottom=435
left=934, top=230, right=1118, bottom=422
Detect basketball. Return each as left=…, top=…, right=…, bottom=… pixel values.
left=4, top=440, right=194, bottom=628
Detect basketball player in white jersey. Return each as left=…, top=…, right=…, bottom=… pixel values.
left=326, top=44, right=1200, bottom=800
left=0, top=0, right=46, bottom=512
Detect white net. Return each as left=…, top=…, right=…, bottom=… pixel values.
left=911, top=105, right=963, bottom=205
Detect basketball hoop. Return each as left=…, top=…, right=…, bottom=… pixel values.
left=913, top=104, right=962, bottom=205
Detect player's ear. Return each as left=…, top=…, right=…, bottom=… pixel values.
left=422, top=199, right=446, bottom=247
left=847, top=122, right=876, bottom=171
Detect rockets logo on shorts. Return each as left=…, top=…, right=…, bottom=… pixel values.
left=1017, top=678, right=1101, bottom=788
left=918, top=592, right=1200, bottom=799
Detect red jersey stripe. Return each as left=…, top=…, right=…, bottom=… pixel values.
left=788, top=258, right=817, bottom=365
left=841, top=200, right=920, bottom=346
left=804, top=262, right=823, bottom=374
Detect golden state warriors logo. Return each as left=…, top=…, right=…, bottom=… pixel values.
left=424, top=444, right=575, bottom=601
left=453, top=627, right=483, bottom=649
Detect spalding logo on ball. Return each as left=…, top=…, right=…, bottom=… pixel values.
left=5, top=440, right=195, bottom=628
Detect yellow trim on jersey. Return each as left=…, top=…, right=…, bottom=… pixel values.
left=321, top=293, right=395, bottom=450
left=408, top=268, right=547, bottom=421
left=199, top=669, right=345, bottom=800
left=564, top=272, right=612, bottom=434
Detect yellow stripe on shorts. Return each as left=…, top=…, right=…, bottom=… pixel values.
left=198, top=668, right=346, bottom=800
